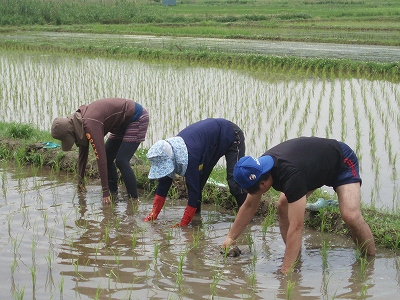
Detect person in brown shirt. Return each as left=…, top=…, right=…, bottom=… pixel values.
left=51, top=98, right=149, bottom=204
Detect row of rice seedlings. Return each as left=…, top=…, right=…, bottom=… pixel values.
left=340, top=79, right=347, bottom=141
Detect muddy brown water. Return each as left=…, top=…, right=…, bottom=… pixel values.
left=1, top=164, right=400, bottom=299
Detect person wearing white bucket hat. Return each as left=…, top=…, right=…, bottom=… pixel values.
left=222, top=136, right=375, bottom=274
left=145, top=118, right=247, bottom=227
left=51, top=98, right=149, bottom=204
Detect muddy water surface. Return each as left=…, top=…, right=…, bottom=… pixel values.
left=1, top=164, right=399, bottom=299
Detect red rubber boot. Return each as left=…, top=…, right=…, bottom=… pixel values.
left=172, top=205, right=197, bottom=227
left=144, top=195, right=166, bottom=222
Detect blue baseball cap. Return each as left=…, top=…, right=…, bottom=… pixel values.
left=233, top=155, right=274, bottom=189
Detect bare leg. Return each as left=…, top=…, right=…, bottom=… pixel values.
left=277, top=193, right=289, bottom=244
left=278, top=190, right=314, bottom=245
left=336, top=183, right=376, bottom=255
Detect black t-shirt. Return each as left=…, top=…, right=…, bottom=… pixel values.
left=265, top=137, right=344, bottom=203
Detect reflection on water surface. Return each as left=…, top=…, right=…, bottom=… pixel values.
left=1, top=165, right=400, bottom=299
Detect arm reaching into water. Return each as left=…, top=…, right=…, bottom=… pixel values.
left=222, top=192, right=262, bottom=249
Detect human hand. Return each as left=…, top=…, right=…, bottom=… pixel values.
left=220, top=245, right=242, bottom=257
left=102, top=196, right=111, bottom=205
left=220, top=235, right=237, bottom=257
left=220, top=235, right=236, bottom=255
left=222, top=235, right=236, bottom=249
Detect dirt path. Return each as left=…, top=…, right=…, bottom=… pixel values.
left=3, top=31, right=400, bottom=63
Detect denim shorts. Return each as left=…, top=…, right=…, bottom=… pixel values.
left=332, top=142, right=362, bottom=190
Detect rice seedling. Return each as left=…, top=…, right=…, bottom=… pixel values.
left=175, top=248, right=188, bottom=287
left=61, top=211, right=71, bottom=232
left=285, top=277, right=296, bottom=300
left=245, top=232, right=255, bottom=252
left=12, top=284, right=25, bottom=300
left=357, top=255, right=373, bottom=282
left=153, top=240, right=160, bottom=262
left=44, top=251, right=53, bottom=270
left=103, top=221, right=112, bottom=244
left=261, top=206, right=277, bottom=238
left=361, top=283, right=369, bottom=298
left=111, top=248, right=121, bottom=268
left=107, top=270, right=117, bottom=291
left=29, top=264, right=36, bottom=292
left=129, top=199, right=139, bottom=215
left=248, top=271, right=256, bottom=288
left=73, top=260, right=80, bottom=278
left=95, top=285, right=102, bottom=300
left=59, top=275, right=64, bottom=299
left=210, top=263, right=223, bottom=298
left=10, top=234, right=21, bottom=275
left=192, top=227, right=204, bottom=250
left=321, top=271, right=333, bottom=297
left=165, top=227, right=173, bottom=245
left=320, top=239, right=329, bottom=269
left=114, top=216, right=121, bottom=230
left=131, top=228, right=141, bottom=251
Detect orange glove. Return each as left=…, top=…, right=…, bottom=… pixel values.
left=144, top=194, right=166, bottom=222
left=172, top=205, right=197, bottom=227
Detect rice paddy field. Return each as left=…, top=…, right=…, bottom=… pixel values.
left=1, top=163, right=400, bottom=299
left=1, top=1, right=400, bottom=296
left=1, top=48, right=400, bottom=298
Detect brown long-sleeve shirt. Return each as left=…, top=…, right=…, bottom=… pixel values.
left=77, top=98, right=136, bottom=198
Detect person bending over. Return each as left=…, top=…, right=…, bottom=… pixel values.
left=145, top=118, right=247, bottom=227
left=222, top=136, right=375, bottom=274
left=51, top=98, right=149, bottom=204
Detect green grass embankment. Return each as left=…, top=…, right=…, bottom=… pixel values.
left=1, top=0, right=400, bottom=46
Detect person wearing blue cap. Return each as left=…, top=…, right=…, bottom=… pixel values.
left=144, top=118, right=247, bottom=227
left=222, top=136, right=375, bottom=274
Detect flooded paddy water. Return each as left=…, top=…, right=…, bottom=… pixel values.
left=1, top=47, right=400, bottom=299
left=1, top=164, right=400, bottom=299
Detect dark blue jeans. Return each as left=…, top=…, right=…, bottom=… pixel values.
left=198, top=122, right=247, bottom=209
left=105, top=138, right=140, bottom=198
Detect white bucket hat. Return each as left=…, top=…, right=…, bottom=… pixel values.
left=147, top=137, right=188, bottom=179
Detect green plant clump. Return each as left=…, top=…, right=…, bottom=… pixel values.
left=6, top=123, right=36, bottom=139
